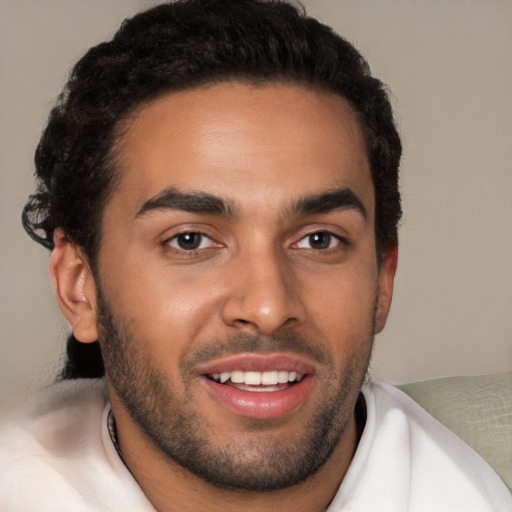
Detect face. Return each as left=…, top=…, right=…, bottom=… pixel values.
left=88, top=82, right=395, bottom=490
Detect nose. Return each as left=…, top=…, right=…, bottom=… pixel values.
left=221, top=248, right=306, bottom=335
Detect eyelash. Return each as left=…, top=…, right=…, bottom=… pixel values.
left=163, top=229, right=347, bottom=255
left=293, top=230, right=347, bottom=252
left=163, top=231, right=217, bottom=253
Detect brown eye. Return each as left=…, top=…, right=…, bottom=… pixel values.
left=296, top=232, right=340, bottom=250
left=166, top=232, right=213, bottom=251
left=308, top=232, right=332, bottom=249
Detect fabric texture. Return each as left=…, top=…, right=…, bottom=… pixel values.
left=0, top=380, right=154, bottom=512
left=398, top=371, right=512, bottom=492
left=327, top=381, right=512, bottom=511
left=0, top=378, right=510, bottom=511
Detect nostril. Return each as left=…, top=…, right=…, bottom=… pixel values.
left=231, top=318, right=256, bottom=331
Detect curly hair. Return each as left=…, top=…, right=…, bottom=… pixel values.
left=22, top=0, right=402, bottom=379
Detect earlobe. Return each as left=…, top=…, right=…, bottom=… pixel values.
left=374, top=243, right=398, bottom=334
left=49, top=228, right=98, bottom=343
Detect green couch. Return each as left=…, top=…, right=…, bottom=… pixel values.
left=398, top=371, right=512, bottom=492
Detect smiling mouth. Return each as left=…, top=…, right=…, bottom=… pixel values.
left=206, top=370, right=304, bottom=392
left=198, top=354, right=315, bottom=418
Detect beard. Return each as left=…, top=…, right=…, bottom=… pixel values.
left=96, top=286, right=374, bottom=492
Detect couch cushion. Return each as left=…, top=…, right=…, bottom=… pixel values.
left=398, top=371, right=512, bottom=491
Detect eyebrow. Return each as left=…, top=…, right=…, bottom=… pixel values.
left=136, top=188, right=233, bottom=218
left=293, top=188, right=367, bottom=220
left=135, top=186, right=367, bottom=221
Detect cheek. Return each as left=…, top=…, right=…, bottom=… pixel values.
left=308, top=281, right=377, bottom=327
left=300, top=261, right=379, bottom=345
left=98, top=254, right=224, bottom=361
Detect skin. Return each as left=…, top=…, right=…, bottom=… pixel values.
left=50, top=82, right=397, bottom=511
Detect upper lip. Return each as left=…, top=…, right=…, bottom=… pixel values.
left=196, top=353, right=316, bottom=376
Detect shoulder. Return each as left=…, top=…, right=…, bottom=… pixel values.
left=1, top=378, right=108, bottom=458
left=0, top=379, right=153, bottom=511
left=0, top=378, right=107, bottom=449
left=328, top=380, right=512, bottom=512
left=0, top=380, right=106, bottom=509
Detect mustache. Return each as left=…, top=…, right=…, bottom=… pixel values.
left=179, top=331, right=331, bottom=373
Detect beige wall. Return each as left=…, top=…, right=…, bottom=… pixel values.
left=0, top=0, right=160, bottom=410
left=1, top=0, right=511, bottom=409
left=302, top=0, right=512, bottom=381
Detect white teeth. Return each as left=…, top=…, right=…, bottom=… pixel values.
left=210, top=370, right=304, bottom=386
left=277, top=371, right=289, bottom=384
left=261, top=371, right=279, bottom=385
left=244, top=372, right=262, bottom=385
left=230, top=371, right=245, bottom=383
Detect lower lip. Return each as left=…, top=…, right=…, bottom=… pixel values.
left=200, top=376, right=314, bottom=419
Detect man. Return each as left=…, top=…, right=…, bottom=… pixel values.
left=1, top=0, right=510, bottom=510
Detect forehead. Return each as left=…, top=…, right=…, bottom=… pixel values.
left=109, top=82, right=373, bottom=219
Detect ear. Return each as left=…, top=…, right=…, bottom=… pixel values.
left=49, top=228, right=98, bottom=343
left=374, top=242, right=398, bottom=334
